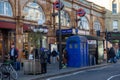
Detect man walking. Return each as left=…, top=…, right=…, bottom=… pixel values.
left=108, top=43, right=118, bottom=63
left=9, top=43, right=18, bottom=62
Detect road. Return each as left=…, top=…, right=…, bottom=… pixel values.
left=46, top=62, right=120, bottom=80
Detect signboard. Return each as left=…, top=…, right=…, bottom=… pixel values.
left=87, top=40, right=96, bottom=44
left=53, top=1, right=64, bottom=10
left=56, top=29, right=72, bottom=35
left=77, top=8, right=86, bottom=17
left=72, top=29, right=89, bottom=35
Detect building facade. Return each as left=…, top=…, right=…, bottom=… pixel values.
left=104, top=0, right=120, bottom=42
left=0, top=0, right=105, bottom=61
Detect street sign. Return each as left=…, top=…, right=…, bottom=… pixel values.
left=53, top=1, right=64, bottom=10
left=77, top=8, right=86, bottom=17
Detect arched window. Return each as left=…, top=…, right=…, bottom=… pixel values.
left=61, top=10, right=70, bottom=26
left=78, top=16, right=89, bottom=30
left=56, top=10, right=70, bottom=27
left=0, top=1, right=13, bottom=16
left=93, top=20, right=101, bottom=31
left=23, top=2, right=45, bottom=22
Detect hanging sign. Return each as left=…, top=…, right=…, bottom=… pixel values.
left=77, top=8, right=86, bottom=17
left=53, top=1, right=64, bottom=10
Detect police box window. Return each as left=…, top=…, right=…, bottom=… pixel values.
left=80, top=43, right=83, bottom=49
left=69, top=44, right=72, bottom=49
left=74, top=44, right=78, bottom=48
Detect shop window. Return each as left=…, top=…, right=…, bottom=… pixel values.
left=78, top=16, right=89, bottom=30
left=23, top=33, right=28, bottom=43
left=23, top=2, right=45, bottom=22
left=0, top=1, right=13, bottom=16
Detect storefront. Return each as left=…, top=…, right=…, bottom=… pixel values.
left=0, top=0, right=105, bottom=61
left=0, top=21, right=16, bottom=62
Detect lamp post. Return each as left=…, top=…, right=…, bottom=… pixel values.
left=30, top=23, right=48, bottom=50
left=53, top=0, right=64, bottom=69
left=58, top=0, right=62, bottom=69
left=29, top=24, right=48, bottom=74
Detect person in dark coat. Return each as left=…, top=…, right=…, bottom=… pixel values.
left=40, top=48, right=48, bottom=74
left=9, top=44, right=18, bottom=62
left=51, top=48, right=58, bottom=63
left=108, top=44, right=117, bottom=63
left=32, top=46, right=39, bottom=59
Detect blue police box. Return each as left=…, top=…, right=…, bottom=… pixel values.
left=66, top=36, right=89, bottom=67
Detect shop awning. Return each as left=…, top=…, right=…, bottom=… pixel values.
left=0, top=21, right=16, bottom=29
left=23, top=24, right=30, bottom=31
left=0, top=21, right=30, bottom=31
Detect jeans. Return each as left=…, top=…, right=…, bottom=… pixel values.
left=109, top=57, right=117, bottom=63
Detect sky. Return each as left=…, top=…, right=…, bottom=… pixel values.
left=87, top=0, right=110, bottom=10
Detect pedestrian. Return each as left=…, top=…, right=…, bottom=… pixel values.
left=51, top=48, right=58, bottom=63
left=62, top=48, right=68, bottom=68
left=115, top=45, right=120, bottom=59
left=40, top=48, right=48, bottom=74
left=32, top=45, right=39, bottom=59
left=44, top=48, right=51, bottom=64
left=9, top=43, right=18, bottom=63
left=108, top=43, right=118, bottom=63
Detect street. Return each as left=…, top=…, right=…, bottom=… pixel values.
left=46, top=62, right=120, bottom=80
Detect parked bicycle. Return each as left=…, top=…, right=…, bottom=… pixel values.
left=0, top=60, right=18, bottom=80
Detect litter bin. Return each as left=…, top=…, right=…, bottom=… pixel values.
left=23, top=59, right=41, bottom=75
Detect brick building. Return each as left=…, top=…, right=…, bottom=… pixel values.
left=0, top=0, right=105, bottom=61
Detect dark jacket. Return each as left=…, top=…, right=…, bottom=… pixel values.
left=33, top=48, right=39, bottom=59
left=109, top=47, right=116, bottom=58
left=9, top=48, right=18, bottom=58
left=40, top=51, right=48, bottom=63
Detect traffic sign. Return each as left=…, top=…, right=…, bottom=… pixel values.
left=77, top=8, right=86, bottom=17
left=53, top=1, right=64, bottom=10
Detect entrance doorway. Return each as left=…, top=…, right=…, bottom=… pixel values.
left=0, top=29, right=16, bottom=62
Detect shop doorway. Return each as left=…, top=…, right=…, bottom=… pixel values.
left=0, top=29, right=16, bottom=62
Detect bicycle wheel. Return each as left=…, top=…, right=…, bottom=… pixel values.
left=0, top=71, right=2, bottom=80
left=9, top=64, right=18, bottom=80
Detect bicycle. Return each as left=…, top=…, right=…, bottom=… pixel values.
left=0, top=60, right=18, bottom=80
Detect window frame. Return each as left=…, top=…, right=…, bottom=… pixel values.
left=93, top=21, right=101, bottom=31
left=112, top=1, right=117, bottom=14
left=0, top=1, right=13, bottom=16
left=78, top=16, right=89, bottom=30
left=55, top=10, right=70, bottom=27
left=113, top=20, right=118, bottom=32
left=23, top=2, right=45, bottom=22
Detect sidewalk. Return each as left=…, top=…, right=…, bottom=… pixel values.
left=17, top=61, right=109, bottom=80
